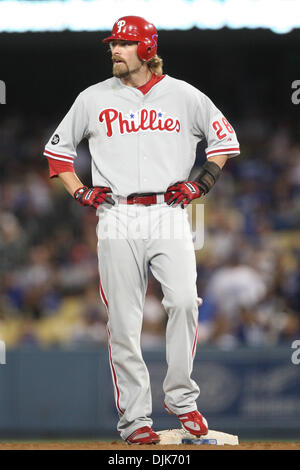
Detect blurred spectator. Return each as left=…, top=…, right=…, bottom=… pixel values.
left=205, top=254, right=267, bottom=320
left=67, top=285, right=108, bottom=346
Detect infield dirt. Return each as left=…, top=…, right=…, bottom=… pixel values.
left=0, top=441, right=299, bottom=450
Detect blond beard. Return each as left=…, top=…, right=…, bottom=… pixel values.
left=112, top=61, right=144, bottom=79
left=112, top=62, right=129, bottom=78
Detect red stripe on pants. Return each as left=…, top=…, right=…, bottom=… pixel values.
left=99, top=278, right=124, bottom=415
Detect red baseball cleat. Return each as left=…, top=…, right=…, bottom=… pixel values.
left=164, top=403, right=208, bottom=436
left=126, top=426, right=160, bottom=445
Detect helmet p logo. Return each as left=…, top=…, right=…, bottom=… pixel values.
left=117, top=20, right=126, bottom=33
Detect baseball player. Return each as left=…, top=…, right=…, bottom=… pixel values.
left=44, top=16, right=240, bottom=444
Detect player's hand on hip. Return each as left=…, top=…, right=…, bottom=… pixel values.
left=166, top=181, right=204, bottom=208
left=74, top=186, right=115, bottom=209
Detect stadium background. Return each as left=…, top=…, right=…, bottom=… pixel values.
left=0, top=1, right=300, bottom=442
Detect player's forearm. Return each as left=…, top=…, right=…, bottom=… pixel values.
left=58, top=171, right=84, bottom=197
left=207, top=154, right=228, bottom=169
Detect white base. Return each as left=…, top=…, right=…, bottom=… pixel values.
left=157, top=428, right=239, bottom=446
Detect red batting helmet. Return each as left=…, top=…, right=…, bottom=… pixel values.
left=103, top=16, right=158, bottom=62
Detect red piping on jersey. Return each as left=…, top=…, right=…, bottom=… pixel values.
left=137, top=73, right=165, bottom=95
left=206, top=147, right=240, bottom=156
left=44, top=149, right=74, bottom=160
left=99, top=278, right=124, bottom=416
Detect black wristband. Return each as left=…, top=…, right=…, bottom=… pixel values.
left=195, top=161, right=222, bottom=194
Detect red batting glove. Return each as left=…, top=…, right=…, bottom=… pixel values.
left=166, top=181, right=204, bottom=208
left=74, top=186, right=115, bottom=209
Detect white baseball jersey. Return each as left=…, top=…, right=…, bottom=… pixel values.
left=44, top=75, right=240, bottom=196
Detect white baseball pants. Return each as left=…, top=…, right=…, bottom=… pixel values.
left=96, top=201, right=200, bottom=440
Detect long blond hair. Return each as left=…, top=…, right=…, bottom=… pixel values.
left=147, top=55, right=164, bottom=76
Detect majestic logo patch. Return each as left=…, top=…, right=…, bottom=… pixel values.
left=99, top=107, right=181, bottom=137
left=185, top=183, right=197, bottom=193
left=51, top=134, right=60, bottom=145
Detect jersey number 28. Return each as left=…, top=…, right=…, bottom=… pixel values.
left=212, top=118, right=234, bottom=140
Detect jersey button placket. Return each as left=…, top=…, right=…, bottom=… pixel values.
left=143, top=156, right=148, bottom=182
left=138, top=96, right=146, bottom=192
